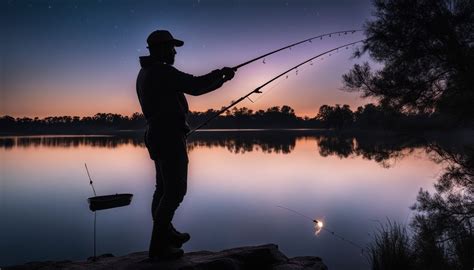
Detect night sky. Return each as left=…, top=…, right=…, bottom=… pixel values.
left=1, top=0, right=374, bottom=118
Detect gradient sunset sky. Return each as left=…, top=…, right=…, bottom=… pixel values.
left=1, top=0, right=376, bottom=118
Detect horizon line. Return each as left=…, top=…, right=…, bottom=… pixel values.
left=0, top=102, right=375, bottom=119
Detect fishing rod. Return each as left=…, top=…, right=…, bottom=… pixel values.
left=85, top=163, right=97, bottom=197
left=276, top=205, right=365, bottom=254
left=187, top=39, right=365, bottom=136
left=232, top=29, right=363, bottom=70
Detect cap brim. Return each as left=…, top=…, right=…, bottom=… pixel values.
left=147, top=39, right=184, bottom=48
left=173, top=39, right=184, bottom=47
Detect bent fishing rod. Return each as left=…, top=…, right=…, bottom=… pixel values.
left=187, top=39, right=365, bottom=136
left=232, top=29, right=362, bottom=70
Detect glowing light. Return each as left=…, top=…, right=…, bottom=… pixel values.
left=314, top=220, right=324, bottom=235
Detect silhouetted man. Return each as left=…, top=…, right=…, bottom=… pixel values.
left=136, top=30, right=235, bottom=260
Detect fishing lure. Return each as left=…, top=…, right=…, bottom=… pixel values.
left=276, top=205, right=365, bottom=254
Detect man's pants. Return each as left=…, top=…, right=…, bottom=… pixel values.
left=145, top=127, right=188, bottom=251
left=151, top=157, right=188, bottom=229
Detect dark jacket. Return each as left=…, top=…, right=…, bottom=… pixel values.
left=136, top=56, right=225, bottom=132
left=136, top=56, right=225, bottom=160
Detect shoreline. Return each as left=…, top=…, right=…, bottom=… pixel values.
left=3, top=244, right=328, bottom=270
left=1, top=127, right=473, bottom=137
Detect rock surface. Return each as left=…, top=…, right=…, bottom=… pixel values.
left=5, top=244, right=327, bottom=270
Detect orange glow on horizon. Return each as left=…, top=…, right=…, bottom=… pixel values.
left=1, top=65, right=373, bottom=118
left=2, top=46, right=373, bottom=118
left=1, top=97, right=371, bottom=119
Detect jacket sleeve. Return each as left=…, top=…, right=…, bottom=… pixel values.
left=166, top=66, right=226, bottom=96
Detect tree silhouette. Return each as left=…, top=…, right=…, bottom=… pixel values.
left=343, top=0, right=474, bottom=121
left=1, top=101, right=467, bottom=134
left=316, top=104, right=354, bottom=129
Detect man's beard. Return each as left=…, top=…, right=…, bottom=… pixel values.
left=164, top=55, right=175, bottom=65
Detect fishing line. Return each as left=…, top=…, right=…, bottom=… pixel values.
left=188, top=39, right=365, bottom=136
left=251, top=74, right=287, bottom=103
left=277, top=205, right=315, bottom=221
left=276, top=205, right=366, bottom=254
left=252, top=54, right=327, bottom=103
left=251, top=64, right=310, bottom=103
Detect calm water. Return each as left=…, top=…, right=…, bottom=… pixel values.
left=0, top=130, right=468, bottom=269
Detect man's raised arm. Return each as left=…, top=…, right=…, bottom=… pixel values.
left=167, top=66, right=235, bottom=96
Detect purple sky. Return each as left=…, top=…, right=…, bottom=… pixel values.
left=1, top=0, right=376, bottom=117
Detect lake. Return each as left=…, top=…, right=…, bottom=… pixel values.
left=1, top=130, right=470, bottom=269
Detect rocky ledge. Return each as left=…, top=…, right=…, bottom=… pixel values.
left=6, top=244, right=327, bottom=270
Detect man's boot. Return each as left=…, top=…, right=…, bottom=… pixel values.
left=149, top=223, right=184, bottom=260
left=170, top=223, right=191, bottom=248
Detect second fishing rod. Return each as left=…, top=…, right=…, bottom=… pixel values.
left=187, top=39, right=365, bottom=136
left=232, top=29, right=362, bottom=70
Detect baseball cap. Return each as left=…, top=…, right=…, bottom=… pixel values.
left=147, top=30, right=184, bottom=47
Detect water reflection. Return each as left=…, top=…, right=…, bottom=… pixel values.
left=1, top=130, right=472, bottom=269
left=187, top=131, right=298, bottom=154
left=408, top=143, right=473, bottom=269
left=364, top=143, right=474, bottom=269
left=350, top=135, right=426, bottom=168
left=0, top=135, right=145, bottom=149
left=1, top=131, right=300, bottom=154
left=0, top=131, right=445, bottom=167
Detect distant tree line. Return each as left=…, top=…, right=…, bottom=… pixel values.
left=314, top=103, right=467, bottom=130
left=0, top=103, right=470, bottom=134
left=0, top=112, right=147, bottom=134
left=187, top=105, right=315, bottom=129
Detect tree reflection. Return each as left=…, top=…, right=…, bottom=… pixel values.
left=410, top=144, right=473, bottom=269
left=366, top=143, right=473, bottom=269
left=0, top=131, right=467, bottom=170
left=317, top=136, right=354, bottom=158
left=0, top=135, right=145, bottom=149
left=316, top=133, right=427, bottom=168
left=187, top=131, right=297, bottom=154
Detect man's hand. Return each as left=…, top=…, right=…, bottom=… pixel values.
left=220, top=67, right=235, bottom=81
